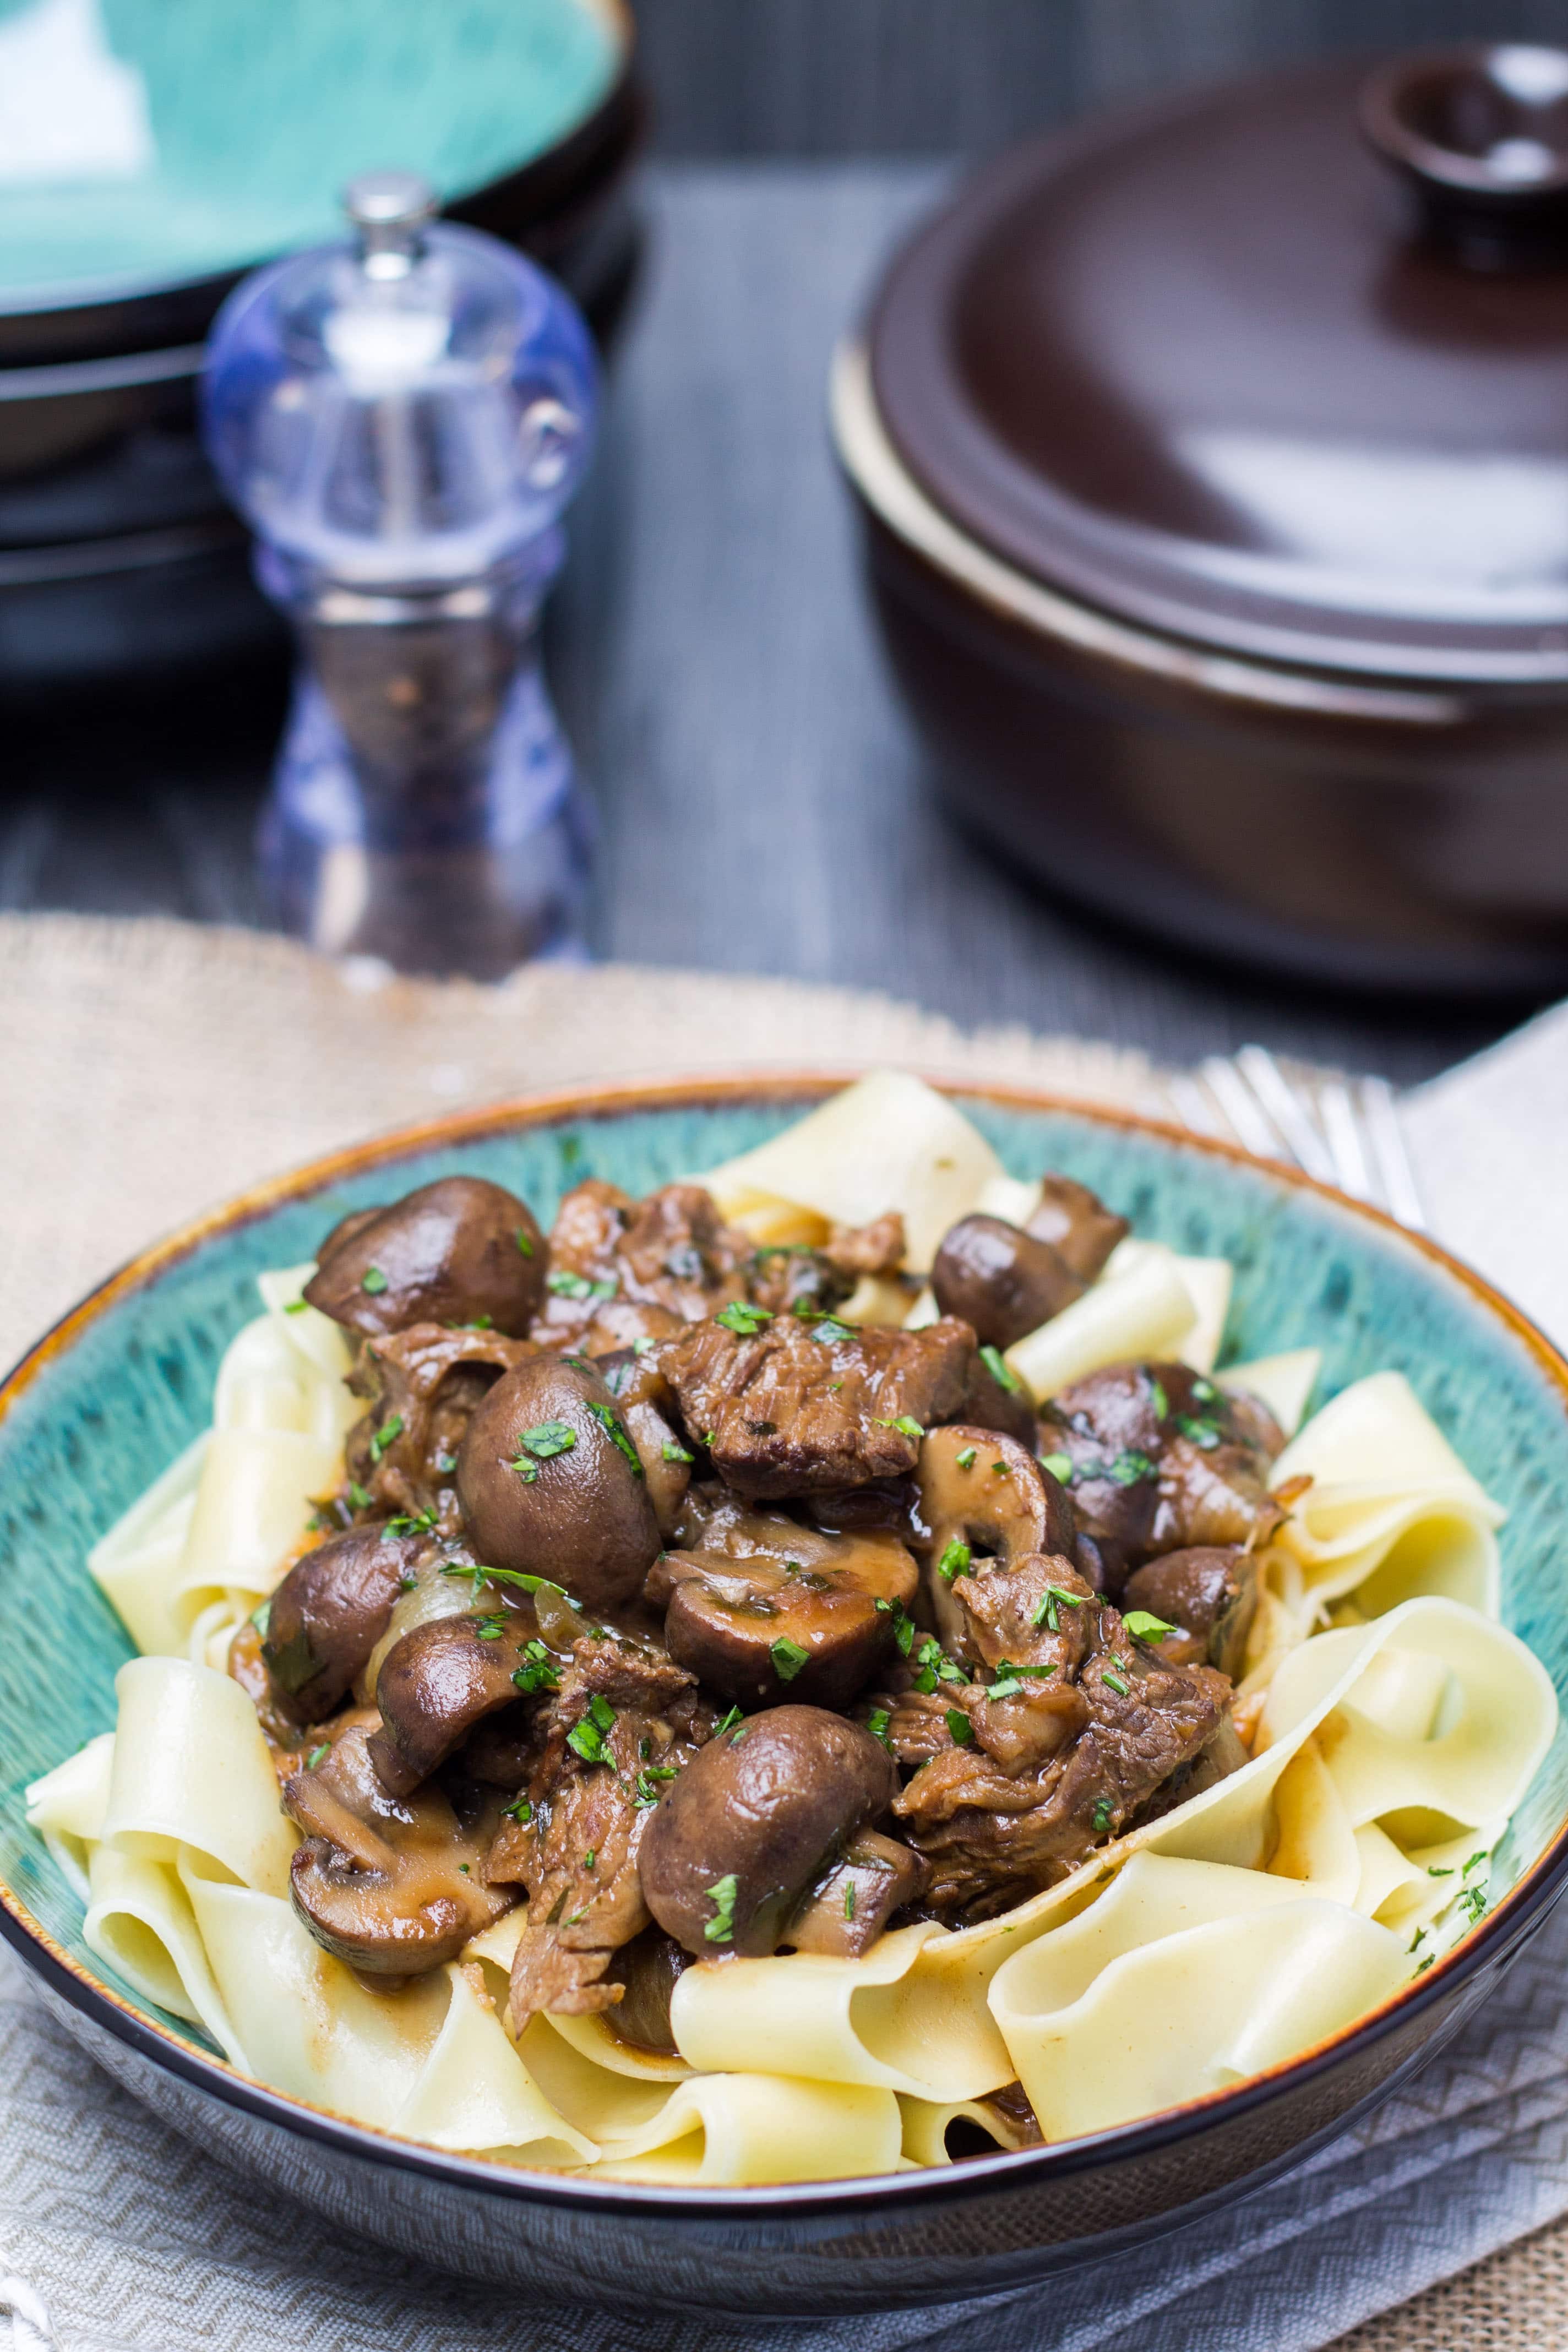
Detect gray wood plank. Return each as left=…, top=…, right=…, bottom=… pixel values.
left=635, top=0, right=1568, bottom=156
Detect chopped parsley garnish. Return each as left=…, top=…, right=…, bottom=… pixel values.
left=955, top=1446, right=978, bottom=1471
left=979, top=1344, right=1022, bottom=1395
left=1032, top=1583, right=1085, bottom=1632
left=584, top=1849, right=597, bottom=1870
left=434, top=1451, right=458, bottom=1476
left=385, top=1508, right=436, bottom=1536
left=1458, top=1884, right=1488, bottom=1924
left=284, top=1298, right=309, bottom=1315
left=1147, top=1378, right=1168, bottom=1419
left=634, top=1765, right=679, bottom=1806
left=504, top=1796, right=533, bottom=1825
left=360, top=1266, right=389, bottom=1295
left=1463, top=1851, right=1488, bottom=1876
left=662, top=1440, right=695, bottom=1464
left=475, top=1615, right=507, bottom=1641
left=547, top=1269, right=617, bottom=1302
left=912, top=1637, right=966, bottom=1695
left=1107, top=1451, right=1156, bottom=1487
left=249, top=1598, right=271, bottom=1637
left=1428, top=1865, right=1455, bottom=1877
left=399, top=1573, right=419, bottom=1591
left=1408, top=1926, right=1427, bottom=1953
left=368, top=1415, right=404, bottom=1464
left=1102, top=1666, right=1130, bottom=1696
left=875, top=1415, right=925, bottom=1440
left=1092, top=1798, right=1114, bottom=1833
left=771, top=1636, right=810, bottom=1681
left=514, top=1227, right=535, bottom=1257
left=712, top=1705, right=744, bottom=1739
left=567, top=1693, right=617, bottom=1764
left=1415, top=1954, right=1435, bottom=1975
left=944, top=1708, right=974, bottom=1746
left=1123, top=1610, right=1177, bottom=1644
left=937, top=1537, right=972, bottom=1584
left=809, top=1316, right=856, bottom=1344
left=867, top=1707, right=892, bottom=1750
left=443, top=1559, right=546, bottom=1599
left=1175, top=1415, right=1222, bottom=1451
left=715, top=1300, right=774, bottom=1337
left=510, top=1419, right=577, bottom=1481
left=512, top=1642, right=563, bottom=1696
left=987, top=1662, right=1058, bottom=1700
left=875, top=1598, right=917, bottom=1656
left=705, top=1873, right=739, bottom=1944
left=587, top=1401, right=645, bottom=1477
left=845, top=1882, right=857, bottom=1920
left=1191, top=1377, right=1217, bottom=1402
left=347, top=1482, right=373, bottom=1510
left=1038, top=1451, right=1074, bottom=1484
left=459, top=1864, right=471, bottom=1876
left=305, top=1743, right=330, bottom=1770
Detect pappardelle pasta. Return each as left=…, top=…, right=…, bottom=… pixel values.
left=29, top=1074, right=1556, bottom=2185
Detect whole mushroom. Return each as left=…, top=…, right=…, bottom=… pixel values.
left=931, top=1213, right=1084, bottom=1350
left=456, top=1355, right=662, bottom=1613
left=639, top=1705, right=901, bottom=1957
left=262, top=1523, right=426, bottom=1723
left=304, top=1177, right=547, bottom=1339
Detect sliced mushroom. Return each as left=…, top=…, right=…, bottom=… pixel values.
left=304, top=1177, right=547, bottom=1339
left=1026, top=1175, right=1129, bottom=1283
left=932, top=1214, right=1084, bottom=1349
left=784, top=1827, right=928, bottom=1957
left=592, top=1346, right=693, bottom=1538
left=368, top=1608, right=542, bottom=1797
left=456, top=1355, right=661, bottom=1613
left=910, top=1424, right=1076, bottom=1656
left=640, top=1705, right=896, bottom=1957
left=1120, top=1545, right=1257, bottom=1678
left=651, top=1508, right=918, bottom=1711
left=261, top=1525, right=426, bottom=1723
left=285, top=1719, right=513, bottom=1977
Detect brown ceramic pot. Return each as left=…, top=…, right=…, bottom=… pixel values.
left=835, top=49, right=1568, bottom=996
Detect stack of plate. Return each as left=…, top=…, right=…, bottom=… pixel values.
left=0, top=0, right=640, bottom=690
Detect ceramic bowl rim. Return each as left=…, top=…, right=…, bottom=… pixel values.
left=3, top=1066, right=1567, bottom=2223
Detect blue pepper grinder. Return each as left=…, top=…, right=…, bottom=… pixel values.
left=201, top=171, right=598, bottom=977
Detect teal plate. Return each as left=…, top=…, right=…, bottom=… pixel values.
left=0, top=0, right=623, bottom=308
left=1, top=1074, right=1566, bottom=2306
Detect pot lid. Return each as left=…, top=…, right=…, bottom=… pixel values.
left=868, top=48, right=1568, bottom=684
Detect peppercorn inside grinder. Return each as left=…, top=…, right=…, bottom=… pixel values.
left=200, top=172, right=598, bottom=977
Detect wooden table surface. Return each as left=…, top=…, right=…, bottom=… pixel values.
left=0, top=163, right=1527, bottom=1087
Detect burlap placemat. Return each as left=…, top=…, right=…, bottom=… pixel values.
left=0, top=908, right=1562, bottom=2352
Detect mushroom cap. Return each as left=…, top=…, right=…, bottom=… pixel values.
left=658, top=1521, right=917, bottom=1712
left=1121, top=1544, right=1256, bottom=1677
left=304, top=1177, right=547, bottom=1339
left=455, top=1355, right=662, bottom=1613
left=1027, top=1176, right=1130, bottom=1284
left=932, top=1213, right=1083, bottom=1351
left=369, top=1608, right=540, bottom=1796
left=262, top=1523, right=425, bottom=1723
left=640, top=1705, right=896, bottom=1957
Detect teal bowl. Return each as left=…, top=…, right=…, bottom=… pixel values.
left=2, top=1074, right=1566, bottom=2315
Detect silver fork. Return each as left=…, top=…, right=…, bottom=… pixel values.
left=1168, top=1045, right=1428, bottom=1231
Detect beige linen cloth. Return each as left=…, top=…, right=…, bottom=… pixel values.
left=1, top=910, right=1566, bottom=2352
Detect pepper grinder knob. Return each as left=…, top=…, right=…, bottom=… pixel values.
left=1362, top=44, right=1568, bottom=270
left=200, top=175, right=599, bottom=978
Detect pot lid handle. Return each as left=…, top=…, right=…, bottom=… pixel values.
left=1361, top=44, right=1568, bottom=268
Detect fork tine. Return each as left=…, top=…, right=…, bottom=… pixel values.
left=1233, top=1046, right=1338, bottom=1184
left=1167, top=1072, right=1228, bottom=1139
left=1360, top=1075, right=1429, bottom=1232
left=1200, top=1056, right=1289, bottom=1162
left=1317, top=1077, right=1378, bottom=1203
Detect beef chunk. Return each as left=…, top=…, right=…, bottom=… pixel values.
left=655, top=1313, right=974, bottom=1497
left=1039, top=1362, right=1282, bottom=1594
left=532, top=1180, right=753, bottom=1347
left=894, top=1583, right=1229, bottom=1920
left=483, top=1631, right=712, bottom=2027
left=823, top=1212, right=907, bottom=1279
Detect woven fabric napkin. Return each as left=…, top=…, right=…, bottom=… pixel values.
left=2, top=911, right=1567, bottom=2352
